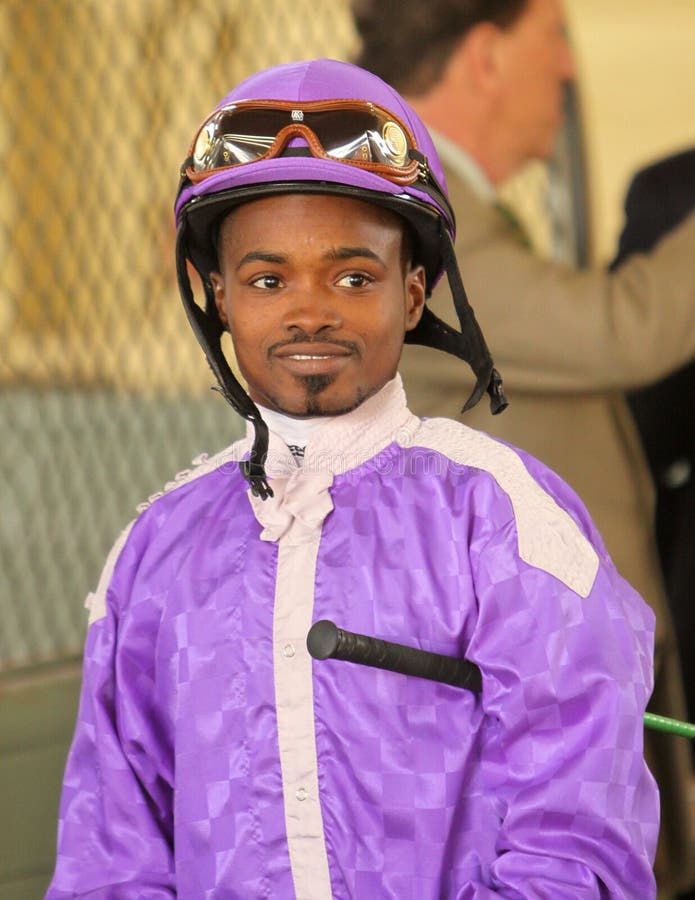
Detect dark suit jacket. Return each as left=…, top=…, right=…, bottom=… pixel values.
left=612, top=148, right=695, bottom=755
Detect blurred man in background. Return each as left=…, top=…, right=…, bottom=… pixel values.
left=352, top=0, right=695, bottom=894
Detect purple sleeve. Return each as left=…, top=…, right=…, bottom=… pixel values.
left=466, top=512, right=659, bottom=898
left=46, top=524, right=175, bottom=898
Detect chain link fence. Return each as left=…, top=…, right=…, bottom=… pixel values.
left=0, top=0, right=359, bottom=670
left=0, top=0, right=585, bottom=671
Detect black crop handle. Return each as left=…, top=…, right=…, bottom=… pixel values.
left=307, top=620, right=695, bottom=739
left=306, top=619, right=482, bottom=693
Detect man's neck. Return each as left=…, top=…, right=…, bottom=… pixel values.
left=426, top=127, right=496, bottom=204
left=407, top=93, right=518, bottom=186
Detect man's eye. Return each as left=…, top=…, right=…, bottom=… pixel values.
left=336, top=272, right=373, bottom=288
left=250, top=274, right=282, bottom=290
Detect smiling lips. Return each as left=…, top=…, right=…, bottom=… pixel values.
left=272, top=342, right=355, bottom=374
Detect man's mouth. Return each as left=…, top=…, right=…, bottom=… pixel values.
left=272, top=343, right=355, bottom=375
left=284, top=353, right=343, bottom=360
left=273, top=342, right=355, bottom=360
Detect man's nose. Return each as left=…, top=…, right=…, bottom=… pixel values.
left=282, top=289, right=343, bottom=334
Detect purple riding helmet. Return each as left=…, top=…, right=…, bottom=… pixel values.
left=174, top=58, right=506, bottom=498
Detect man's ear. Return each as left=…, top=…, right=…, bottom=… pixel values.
left=209, top=271, right=229, bottom=329
left=463, top=21, right=506, bottom=93
left=404, top=264, right=426, bottom=331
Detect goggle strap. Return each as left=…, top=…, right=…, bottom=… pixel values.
left=175, top=224, right=274, bottom=499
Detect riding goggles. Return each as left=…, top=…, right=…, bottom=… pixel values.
left=182, top=99, right=427, bottom=186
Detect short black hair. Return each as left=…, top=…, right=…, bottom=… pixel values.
left=352, top=0, right=528, bottom=95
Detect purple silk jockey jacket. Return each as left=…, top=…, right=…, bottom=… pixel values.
left=47, top=376, right=658, bottom=899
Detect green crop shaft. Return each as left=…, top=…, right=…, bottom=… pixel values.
left=643, top=712, right=695, bottom=739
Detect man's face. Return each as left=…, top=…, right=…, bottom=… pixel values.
left=210, top=193, right=425, bottom=417
left=495, top=0, right=575, bottom=164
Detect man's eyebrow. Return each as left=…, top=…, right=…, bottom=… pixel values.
left=323, top=246, right=384, bottom=264
left=235, top=251, right=286, bottom=271
left=234, top=246, right=385, bottom=271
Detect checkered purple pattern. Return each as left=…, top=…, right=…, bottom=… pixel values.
left=47, top=435, right=658, bottom=898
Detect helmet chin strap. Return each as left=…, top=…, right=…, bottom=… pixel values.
left=404, top=221, right=508, bottom=415
left=175, top=224, right=273, bottom=500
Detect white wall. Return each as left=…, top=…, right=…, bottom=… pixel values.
left=565, top=0, right=695, bottom=261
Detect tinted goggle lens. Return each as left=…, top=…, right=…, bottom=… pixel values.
left=189, top=103, right=415, bottom=176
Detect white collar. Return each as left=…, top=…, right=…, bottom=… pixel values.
left=244, top=374, right=420, bottom=478
left=255, top=404, right=333, bottom=460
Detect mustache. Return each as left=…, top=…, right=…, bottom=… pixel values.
left=268, top=332, right=359, bottom=354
